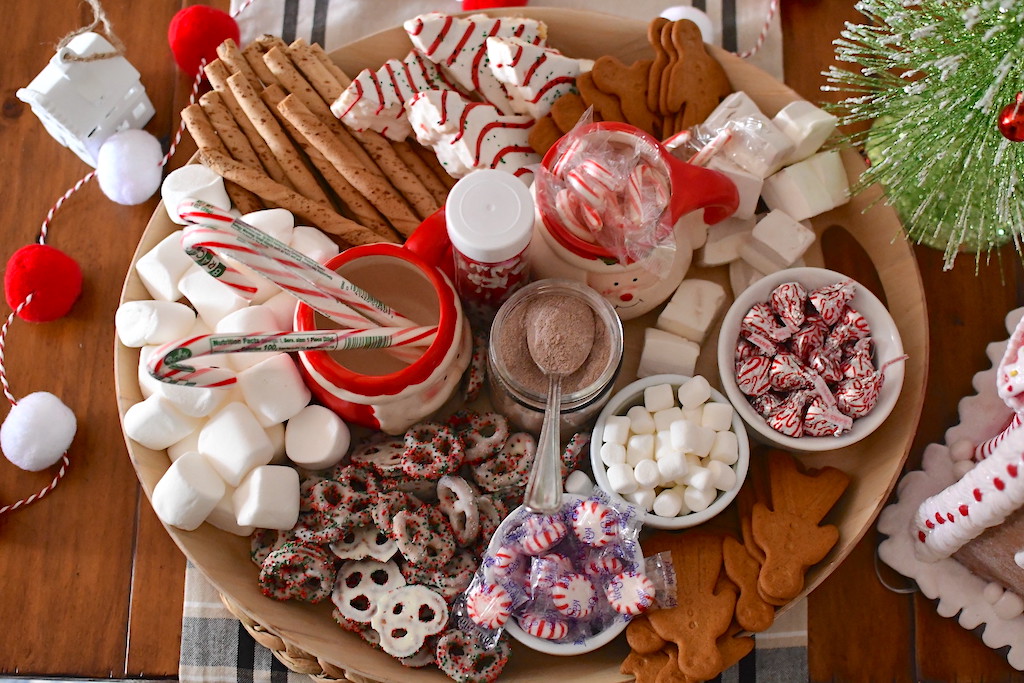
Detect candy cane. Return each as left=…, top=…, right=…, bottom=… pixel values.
left=974, top=413, right=1024, bottom=461
left=689, top=127, right=733, bottom=167
left=148, top=326, right=438, bottom=388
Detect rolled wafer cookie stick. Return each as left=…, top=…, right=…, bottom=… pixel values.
left=261, top=85, right=395, bottom=241
left=216, top=39, right=262, bottom=91
left=349, top=128, right=439, bottom=220
left=204, top=59, right=291, bottom=188
left=288, top=39, right=344, bottom=102
left=308, top=41, right=352, bottom=89
left=226, top=71, right=333, bottom=208
left=180, top=104, right=263, bottom=214
left=242, top=39, right=280, bottom=87
left=412, top=141, right=458, bottom=190
left=391, top=140, right=449, bottom=206
left=199, top=91, right=263, bottom=170
left=278, top=94, right=420, bottom=237
left=199, top=148, right=395, bottom=246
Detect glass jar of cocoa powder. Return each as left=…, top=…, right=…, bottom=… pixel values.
left=488, top=278, right=623, bottom=435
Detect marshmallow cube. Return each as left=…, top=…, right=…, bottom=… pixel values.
left=606, top=463, right=638, bottom=495
left=626, top=434, right=656, bottom=466
left=633, top=458, right=662, bottom=489
left=602, top=415, right=632, bottom=445
left=291, top=225, right=341, bottom=264
left=233, top=465, right=301, bottom=530
left=739, top=210, right=815, bottom=274
left=808, top=149, right=849, bottom=207
left=199, top=402, right=275, bottom=486
left=135, top=230, right=194, bottom=302
left=678, top=375, right=713, bottom=408
left=760, top=158, right=835, bottom=222
left=116, top=300, right=196, bottom=348
left=652, top=489, right=684, bottom=518
left=600, top=442, right=627, bottom=466
left=709, top=430, right=740, bottom=466
left=702, top=402, right=735, bottom=432
left=643, top=383, right=676, bottom=413
left=697, top=216, right=755, bottom=267
left=657, top=452, right=688, bottom=483
left=151, top=451, right=226, bottom=531
left=707, top=460, right=738, bottom=492
left=702, top=92, right=765, bottom=132
left=240, top=208, right=295, bottom=244
left=657, top=279, right=726, bottom=343
left=669, top=420, right=715, bottom=457
left=626, top=405, right=656, bottom=435
left=722, top=113, right=796, bottom=179
left=729, top=258, right=766, bottom=296
left=215, top=305, right=283, bottom=371
left=773, top=100, right=838, bottom=164
left=177, top=267, right=249, bottom=328
left=637, top=328, right=700, bottom=379
left=237, top=354, right=312, bottom=428
left=705, top=157, right=763, bottom=220
left=652, top=407, right=685, bottom=433
left=683, top=484, right=717, bottom=513
left=565, top=469, right=594, bottom=496
left=206, top=486, right=256, bottom=536
left=161, top=164, right=231, bottom=224
left=625, top=488, right=656, bottom=512
left=285, top=404, right=351, bottom=470
left=124, top=394, right=202, bottom=451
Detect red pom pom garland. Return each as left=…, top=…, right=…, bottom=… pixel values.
left=4, top=244, right=83, bottom=323
left=167, top=5, right=240, bottom=78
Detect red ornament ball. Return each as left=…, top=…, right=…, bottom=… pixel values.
left=4, top=244, right=83, bottom=322
left=168, top=5, right=240, bottom=78
left=998, top=92, right=1024, bottom=142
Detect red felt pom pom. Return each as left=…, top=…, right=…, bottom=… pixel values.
left=4, top=244, right=83, bottom=322
left=168, top=5, right=240, bottom=78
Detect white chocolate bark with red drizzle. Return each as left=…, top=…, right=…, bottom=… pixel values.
left=331, top=50, right=460, bottom=141
left=404, top=12, right=547, bottom=116
left=406, top=89, right=540, bottom=180
left=486, top=36, right=592, bottom=119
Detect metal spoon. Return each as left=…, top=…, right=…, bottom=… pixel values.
left=523, top=294, right=595, bottom=514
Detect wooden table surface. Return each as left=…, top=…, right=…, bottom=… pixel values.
left=1, top=0, right=1022, bottom=680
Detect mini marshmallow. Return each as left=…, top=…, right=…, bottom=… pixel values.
left=167, top=428, right=201, bottom=462
left=643, top=383, right=676, bottom=413
left=773, top=100, right=838, bottom=164
left=602, top=415, right=632, bottom=445
left=116, top=300, right=196, bottom=348
left=606, top=462, right=638, bottom=495
left=263, top=291, right=300, bottom=331
left=198, top=402, right=275, bottom=486
left=136, top=230, right=195, bottom=301
left=652, top=407, right=685, bottom=433
left=240, top=208, right=295, bottom=244
left=704, top=157, right=763, bottom=220
left=657, top=279, right=726, bottom=343
left=177, top=267, right=249, bottom=328
left=669, top=420, right=715, bottom=457
left=626, top=405, right=656, bottom=435
left=657, top=451, right=688, bottom=483
left=233, top=465, right=301, bottom=530
left=702, top=402, right=735, bottom=432
left=151, top=450, right=226, bottom=531
left=682, top=406, right=703, bottom=423
left=290, top=225, right=341, bottom=264
left=565, top=469, right=594, bottom=496
left=652, top=488, right=684, bottom=517
left=739, top=210, right=815, bottom=274
left=633, top=458, right=662, bottom=489
left=215, top=305, right=283, bottom=371
left=697, top=215, right=755, bottom=267
left=124, top=394, right=202, bottom=451
left=709, top=430, right=740, bottom=465
left=677, top=375, right=713, bottom=408
left=807, top=148, right=849, bottom=208
left=626, top=433, right=655, bottom=466
left=729, top=258, right=766, bottom=296
left=707, top=459, right=738, bottom=491
left=759, top=158, right=835, bottom=222
left=683, top=464, right=713, bottom=491
left=237, top=354, right=312, bottom=428
left=285, top=404, right=351, bottom=470
left=683, top=483, right=717, bottom=513
left=653, top=430, right=675, bottom=459
left=600, top=442, right=627, bottom=466
left=205, top=485, right=256, bottom=536
left=624, top=488, right=656, bottom=512
left=637, top=328, right=700, bottom=378
left=161, top=164, right=231, bottom=224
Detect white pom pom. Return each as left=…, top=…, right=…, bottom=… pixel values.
left=658, top=6, right=715, bottom=43
left=97, top=129, right=164, bottom=205
left=1, top=392, right=77, bottom=471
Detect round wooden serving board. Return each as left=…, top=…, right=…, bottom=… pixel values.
left=115, top=8, right=928, bottom=682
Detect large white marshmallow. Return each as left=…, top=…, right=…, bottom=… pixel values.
left=265, top=421, right=287, bottom=464
left=702, top=91, right=764, bottom=131
left=177, top=267, right=249, bottom=328
left=233, top=465, right=301, bottom=530
left=637, top=328, right=700, bottom=378
left=167, top=428, right=201, bottom=462
left=697, top=216, right=755, bottom=267
left=205, top=485, right=256, bottom=536
left=124, top=394, right=202, bottom=451
left=677, top=375, right=712, bottom=408
left=215, top=305, right=283, bottom=371
left=657, top=279, right=726, bottom=343
left=705, top=157, right=763, bottom=220
left=291, top=225, right=341, bottom=264
left=564, top=469, right=594, bottom=496
left=285, top=404, right=351, bottom=471
left=760, top=158, right=835, bottom=222
left=135, top=230, right=194, bottom=302
left=703, top=91, right=794, bottom=178
left=739, top=210, right=815, bottom=274
left=116, top=299, right=196, bottom=348
left=138, top=345, right=233, bottom=418
left=161, top=165, right=231, bottom=224
left=701, top=402, right=735, bottom=432
left=240, top=208, right=295, bottom=244
left=237, top=354, right=311, bottom=427
left=773, top=100, right=838, bottom=164
left=151, top=450, right=226, bottom=531
left=199, top=402, right=275, bottom=486
left=262, top=291, right=300, bottom=331
left=729, top=258, right=766, bottom=297
left=808, top=148, right=849, bottom=208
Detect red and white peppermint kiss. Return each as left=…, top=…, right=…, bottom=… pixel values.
left=570, top=499, right=619, bottom=547
left=604, top=571, right=656, bottom=616
left=769, top=281, right=807, bottom=331
left=520, top=518, right=568, bottom=555
left=518, top=612, right=569, bottom=640
left=465, top=582, right=512, bottom=630
left=735, top=355, right=772, bottom=397
left=551, top=572, right=597, bottom=618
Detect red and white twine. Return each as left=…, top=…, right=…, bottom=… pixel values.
left=737, top=0, right=779, bottom=60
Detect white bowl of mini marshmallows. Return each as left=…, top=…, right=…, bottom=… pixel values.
left=590, top=374, right=750, bottom=530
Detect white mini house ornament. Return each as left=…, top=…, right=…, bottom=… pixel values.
left=16, top=32, right=154, bottom=167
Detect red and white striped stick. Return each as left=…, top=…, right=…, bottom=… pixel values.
left=149, top=326, right=438, bottom=388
